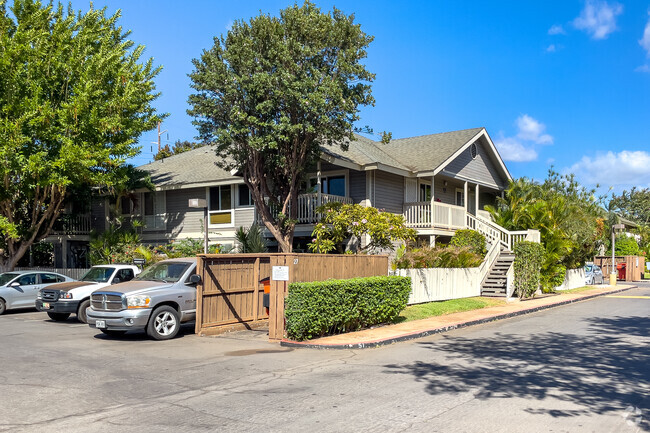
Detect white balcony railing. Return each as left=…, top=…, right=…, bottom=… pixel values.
left=403, top=202, right=465, bottom=230
left=264, top=193, right=354, bottom=224
left=51, top=214, right=92, bottom=235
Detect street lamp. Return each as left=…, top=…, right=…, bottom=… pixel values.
left=611, top=223, right=625, bottom=286
left=189, top=198, right=208, bottom=254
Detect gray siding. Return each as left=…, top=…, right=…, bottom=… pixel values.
left=166, top=187, right=205, bottom=236
left=234, top=207, right=255, bottom=229
left=432, top=178, right=465, bottom=205
left=374, top=171, right=404, bottom=214
left=444, top=137, right=506, bottom=189
left=349, top=169, right=366, bottom=204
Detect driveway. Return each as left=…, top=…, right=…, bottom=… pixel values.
left=1, top=283, right=649, bottom=432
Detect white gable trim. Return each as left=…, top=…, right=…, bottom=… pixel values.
left=432, top=129, right=512, bottom=182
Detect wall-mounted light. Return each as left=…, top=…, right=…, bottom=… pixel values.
left=443, top=180, right=448, bottom=187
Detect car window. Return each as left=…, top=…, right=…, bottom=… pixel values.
left=136, top=262, right=192, bottom=283
left=0, top=273, right=20, bottom=286
left=17, top=274, right=37, bottom=286
left=57, top=275, right=66, bottom=282
left=81, top=267, right=115, bottom=283
left=585, top=265, right=593, bottom=272
left=40, top=273, right=61, bottom=284
left=116, top=269, right=135, bottom=282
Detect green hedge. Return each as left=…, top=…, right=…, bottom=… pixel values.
left=450, top=229, right=486, bottom=256
left=285, top=276, right=411, bottom=341
left=514, top=241, right=545, bottom=299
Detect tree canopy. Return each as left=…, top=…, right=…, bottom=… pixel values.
left=0, top=0, right=164, bottom=268
left=187, top=1, right=384, bottom=252
left=154, top=140, right=204, bottom=161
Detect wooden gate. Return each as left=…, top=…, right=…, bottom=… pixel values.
left=195, top=253, right=389, bottom=339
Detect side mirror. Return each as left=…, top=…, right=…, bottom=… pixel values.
left=112, top=278, right=121, bottom=284
left=9, top=281, right=19, bottom=287
left=188, top=274, right=201, bottom=285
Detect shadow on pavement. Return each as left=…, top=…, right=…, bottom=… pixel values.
left=383, top=315, right=650, bottom=431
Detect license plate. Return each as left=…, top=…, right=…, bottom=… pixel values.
left=96, top=320, right=106, bottom=329
left=42, top=302, right=50, bottom=309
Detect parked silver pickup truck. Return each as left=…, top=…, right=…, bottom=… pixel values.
left=86, top=258, right=200, bottom=340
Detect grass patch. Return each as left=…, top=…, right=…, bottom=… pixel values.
left=397, top=297, right=506, bottom=323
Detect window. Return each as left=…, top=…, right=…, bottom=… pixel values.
left=40, top=273, right=62, bottom=284
left=120, top=196, right=132, bottom=215
left=115, top=268, right=135, bottom=282
left=238, top=184, right=253, bottom=207
left=143, top=192, right=166, bottom=230
left=309, top=175, right=346, bottom=197
left=17, top=274, right=37, bottom=286
left=470, top=142, right=478, bottom=159
left=419, top=184, right=432, bottom=201
left=209, top=185, right=233, bottom=225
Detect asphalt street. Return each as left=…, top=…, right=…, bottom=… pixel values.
left=1, top=283, right=649, bottom=433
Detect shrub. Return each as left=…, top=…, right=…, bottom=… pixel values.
left=392, top=245, right=483, bottom=269
left=614, top=235, right=640, bottom=256
left=285, top=276, right=411, bottom=341
left=450, top=229, right=486, bottom=256
left=514, top=241, right=545, bottom=299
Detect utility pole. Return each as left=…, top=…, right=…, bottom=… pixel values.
left=156, top=122, right=168, bottom=152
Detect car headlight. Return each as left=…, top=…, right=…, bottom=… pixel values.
left=36, top=290, right=42, bottom=299
left=126, top=295, right=151, bottom=309
left=60, top=292, right=73, bottom=299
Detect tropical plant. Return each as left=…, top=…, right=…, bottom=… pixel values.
left=450, top=229, right=486, bottom=256
left=187, top=1, right=387, bottom=252
left=392, top=245, right=483, bottom=269
left=309, top=203, right=416, bottom=254
left=513, top=241, right=545, bottom=299
left=235, top=225, right=268, bottom=253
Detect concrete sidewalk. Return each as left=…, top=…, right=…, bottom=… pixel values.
left=280, top=284, right=637, bottom=349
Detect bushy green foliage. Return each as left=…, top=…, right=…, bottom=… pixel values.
left=309, top=202, right=416, bottom=254
left=235, top=224, right=268, bottom=253
left=89, top=225, right=141, bottom=265
left=450, top=229, right=486, bottom=256
left=513, top=241, right=545, bottom=299
left=285, top=276, right=411, bottom=341
left=613, top=235, right=640, bottom=256
left=188, top=1, right=385, bottom=252
left=154, top=140, right=204, bottom=161
left=392, top=245, right=483, bottom=269
left=0, top=0, right=163, bottom=268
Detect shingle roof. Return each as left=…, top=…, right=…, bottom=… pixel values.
left=380, top=127, right=484, bottom=172
left=140, top=127, right=488, bottom=186
left=139, top=145, right=234, bottom=187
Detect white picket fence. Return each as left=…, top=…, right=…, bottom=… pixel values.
left=0, top=267, right=89, bottom=280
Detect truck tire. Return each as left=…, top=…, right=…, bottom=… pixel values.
left=147, top=305, right=180, bottom=340
left=0, top=298, right=5, bottom=315
left=77, top=299, right=90, bottom=324
left=47, top=312, right=70, bottom=321
left=100, top=329, right=127, bottom=337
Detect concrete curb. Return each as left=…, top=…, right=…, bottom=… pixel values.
left=280, top=285, right=637, bottom=350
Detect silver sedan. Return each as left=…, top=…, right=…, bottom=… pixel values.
left=0, top=271, right=74, bottom=314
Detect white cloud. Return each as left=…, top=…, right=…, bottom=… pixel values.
left=640, top=12, right=650, bottom=56
left=573, top=0, right=623, bottom=40
left=567, top=150, right=650, bottom=189
left=635, top=64, right=650, bottom=73
left=548, top=25, right=566, bottom=35
left=516, top=114, right=553, bottom=144
left=494, top=136, right=539, bottom=162
left=494, top=114, right=553, bottom=162
left=546, top=44, right=557, bottom=52
left=225, top=20, right=234, bottom=32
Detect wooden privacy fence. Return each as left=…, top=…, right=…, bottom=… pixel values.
left=195, top=253, right=389, bottom=339
left=593, top=256, right=644, bottom=282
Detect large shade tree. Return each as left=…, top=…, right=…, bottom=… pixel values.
left=188, top=1, right=385, bottom=252
left=0, top=0, right=164, bottom=269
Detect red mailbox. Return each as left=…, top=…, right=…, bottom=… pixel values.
left=616, top=263, right=626, bottom=280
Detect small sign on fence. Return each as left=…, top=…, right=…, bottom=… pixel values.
left=272, top=266, right=289, bottom=281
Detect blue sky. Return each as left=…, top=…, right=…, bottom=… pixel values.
left=61, top=0, right=650, bottom=193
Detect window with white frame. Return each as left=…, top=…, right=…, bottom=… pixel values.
left=143, top=191, right=166, bottom=230
left=455, top=188, right=465, bottom=207
left=209, top=185, right=233, bottom=225
left=419, top=183, right=431, bottom=201
left=237, top=184, right=253, bottom=207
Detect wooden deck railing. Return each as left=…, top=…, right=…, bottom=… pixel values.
left=264, top=193, right=353, bottom=224
left=51, top=214, right=92, bottom=235
left=403, top=202, right=466, bottom=230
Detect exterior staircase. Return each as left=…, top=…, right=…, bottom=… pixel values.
left=481, top=250, right=515, bottom=297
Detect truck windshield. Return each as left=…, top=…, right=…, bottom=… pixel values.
left=136, top=262, right=191, bottom=283
left=0, top=273, right=19, bottom=286
left=81, top=267, right=115, bottom=283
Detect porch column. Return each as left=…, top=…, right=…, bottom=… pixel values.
left=430, top=176, right=435, bottom=228
left=463, top=181, right=468, bottom=212
left=475, top=184, right=479, bottom=215
left=429, top=235, right=436, bottom=247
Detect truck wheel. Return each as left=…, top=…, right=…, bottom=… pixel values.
left=47, top=312, right=70, bottom=321
left=100, top=329, right=127, bottom=337
left=77, top=299, right=90, bottom=324
left=0, top=298, right=5, bottom=315
left=147, top=305, right=180, bottom=340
